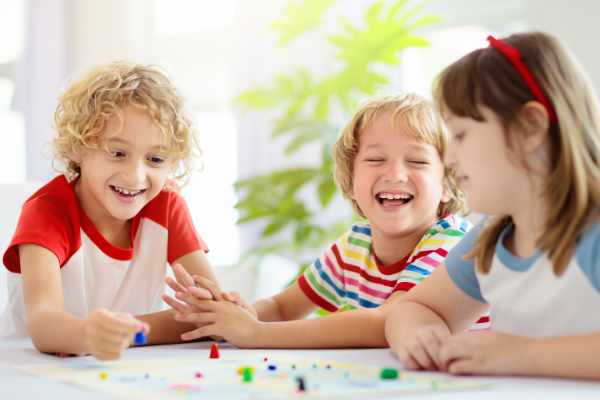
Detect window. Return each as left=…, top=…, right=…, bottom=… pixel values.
left=0, top=2, right=26, bottom=182
left=152, top=0, right=240, bottom=267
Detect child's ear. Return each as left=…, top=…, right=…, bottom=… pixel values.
left=69, top=149, right=82, bottom=164
left=518, top=101, right=550, bottom=153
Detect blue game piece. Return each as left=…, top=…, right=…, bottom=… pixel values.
left=267, top=364, right=277, bottom=371
left=134, top=331, right=147, bottom=345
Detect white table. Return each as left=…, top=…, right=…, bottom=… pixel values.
left=0, top=339, right=598, bottom=399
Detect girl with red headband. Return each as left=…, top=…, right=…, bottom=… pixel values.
left=385, top=31, right=600, bottom=379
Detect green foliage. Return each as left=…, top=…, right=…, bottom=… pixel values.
left=235, top=0, right=439, bottom=266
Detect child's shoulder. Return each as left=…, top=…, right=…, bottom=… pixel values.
left=575, top=217, right=600, bottom=278
left=429, top=214, right=473, bottom=236
left=23, top=175, right=78, bottom=213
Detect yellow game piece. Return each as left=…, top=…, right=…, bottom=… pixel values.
left=99, top=372, right=108, bottom=380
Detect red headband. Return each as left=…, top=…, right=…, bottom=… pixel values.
left=487, top=35, right=558, bottom=123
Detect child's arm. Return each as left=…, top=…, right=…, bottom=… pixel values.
left=438, top=329, right=600, bottom=379
left=136, top=250, right=221, bottom=344
left=171, top=280, right=403, bottom=348
left=385, top=266, right=489, bottom=370
left=20, top=244, right=146, bottom=359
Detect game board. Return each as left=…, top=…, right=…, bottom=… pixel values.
left=19, top=352, right=489, bottom=399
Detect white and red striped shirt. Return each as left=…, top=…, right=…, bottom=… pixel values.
left=1, top=175, right=207, bottom=338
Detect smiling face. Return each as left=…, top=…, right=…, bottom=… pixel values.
left=444, top=106, right=526, bottom=215
left=73, top=105, right=173, bottom=228
left=351, top=112, right=449, bottom=240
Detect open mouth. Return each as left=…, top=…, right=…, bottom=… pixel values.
left=375, top=192, right=414, bottom=206
left=110, top=185, right=147, bottom=198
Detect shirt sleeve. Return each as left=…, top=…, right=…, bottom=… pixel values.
left=575, top=219, right=600, bottom=293
left=166, top=192, right=209, bottom=264
left=393, top=215, right=473, bottom=292
left=445, top=221, right=487, bottom=303
left=3, top=197, right=77, bottom=273
left=297, top=233, right=349, bottom=312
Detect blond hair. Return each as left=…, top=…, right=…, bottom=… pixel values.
left=333, top=94, right=467, bottom=218
left=53, top=61, right=199, bottom=185
left=434, top=31, right=600, bottom=275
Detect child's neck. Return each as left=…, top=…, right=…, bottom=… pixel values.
left=370, top=225, right=429, bottom=266
left=506, top=189, right=548, bottom=259
left=74, top=180, right=132, bottom=248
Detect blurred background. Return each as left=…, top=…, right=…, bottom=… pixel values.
left=1, top=0, right=598, bottom=303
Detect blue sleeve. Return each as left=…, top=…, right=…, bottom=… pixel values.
left=575, top=219, right=600, bottom=292
left=445, top=221, right=487, bottom=303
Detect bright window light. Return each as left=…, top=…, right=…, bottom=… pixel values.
left=181, top=111, right=240, bottom=267
left=0, top=1, right=25, bottom=63
left=153, top=0, right=236, bottom=35
left=400, top=25, right=491, bottom=97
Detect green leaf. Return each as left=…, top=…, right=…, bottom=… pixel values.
left=271, top=0, right=336, bottom=46
left=317, top=176, right=337, bottom=208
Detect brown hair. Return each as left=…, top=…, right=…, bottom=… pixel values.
left=333, top=93, right=467, bottom=218
left=434, top=31, right=600, bottom=275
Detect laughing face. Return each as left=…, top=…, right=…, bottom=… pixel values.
left=73, top=105, right=173, bottom=229
left=351, top=112, right=449, bottom=241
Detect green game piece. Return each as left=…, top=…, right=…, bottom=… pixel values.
left=379, top=367, right=399, bottom=380
left=242, top=367, right=253, bottom=383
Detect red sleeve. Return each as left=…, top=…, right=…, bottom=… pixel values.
left=3, top=197, right=78, bottom=273
left=166, top=191, right=208, bottom=263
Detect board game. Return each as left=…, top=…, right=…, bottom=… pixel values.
left=20, top=350, right=489, bottom=399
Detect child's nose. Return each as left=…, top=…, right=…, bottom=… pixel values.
left=384, top=160, right=408, bottom=182
left=124, top=159, right=147, bottom=184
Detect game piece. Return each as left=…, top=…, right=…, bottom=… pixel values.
left=267, top=364, right=277, bottom=371
left=134, top=331, right=147, bottom=346
left=209, top=343, right=220, bottom=359
left=195, top=372, right=203, bottom=379
left=99, top=372, right=108, bottom=380
left=242, top=367, right=253, bottom=383
left=379, top=367, right=399, bottom=380
left=296, top=376, right=306, bottom=392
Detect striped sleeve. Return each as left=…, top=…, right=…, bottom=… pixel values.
left=297, top=232, right=351, bottom=312
left=394, top=215, right=472, bottom=292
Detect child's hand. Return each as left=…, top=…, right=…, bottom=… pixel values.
left=173, top=293, right=260, bottom=348
left=391, top=325, right=450, bottom=371
left=222, top=291, right=258, bottom=318
left=439, top=331, right=530, bottom=375
left=83, top=309, right=149, bottom=361
left=164, top=263, right=257, bottom=318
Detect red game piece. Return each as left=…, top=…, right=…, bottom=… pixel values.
left=209, top=343, right=220, bottom=359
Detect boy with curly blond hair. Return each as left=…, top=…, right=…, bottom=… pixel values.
left=1, top=62, right=219, bottom=360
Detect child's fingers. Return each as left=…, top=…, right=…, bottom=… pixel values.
left=439, top=336, right=470, bottom=368
left=405, top=339, right=437, bottom=370
left=188, top=286, right=214, bottom=300
left=166, top=276, right=188, bottom=294
left=191, top=275, right=223, bottom=301
left=174, top=292, right=219, bottom=311
left=395, top=349, right=420, bottom=370
left=174, top=312, right=217, bottom=325
left=181, top=324, right=217, bottom=341
left=170, top=263, right=196, bottom=288
left=162, top=294, right=193, bottom=314
left=415, top=329, right=446, bottom=371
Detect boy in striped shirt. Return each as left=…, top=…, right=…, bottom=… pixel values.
left=165, top=94, right=489, bottom=348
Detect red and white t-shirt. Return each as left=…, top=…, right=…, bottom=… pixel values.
left=1, top=175, right=207, bottom=338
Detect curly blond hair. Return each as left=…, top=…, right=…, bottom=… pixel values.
left=53, top=61, right=199, bottom=185
left=333, top=93, right=467, bottom=218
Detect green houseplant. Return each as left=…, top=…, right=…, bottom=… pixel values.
left=234, top=0, right=440, bottom=270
